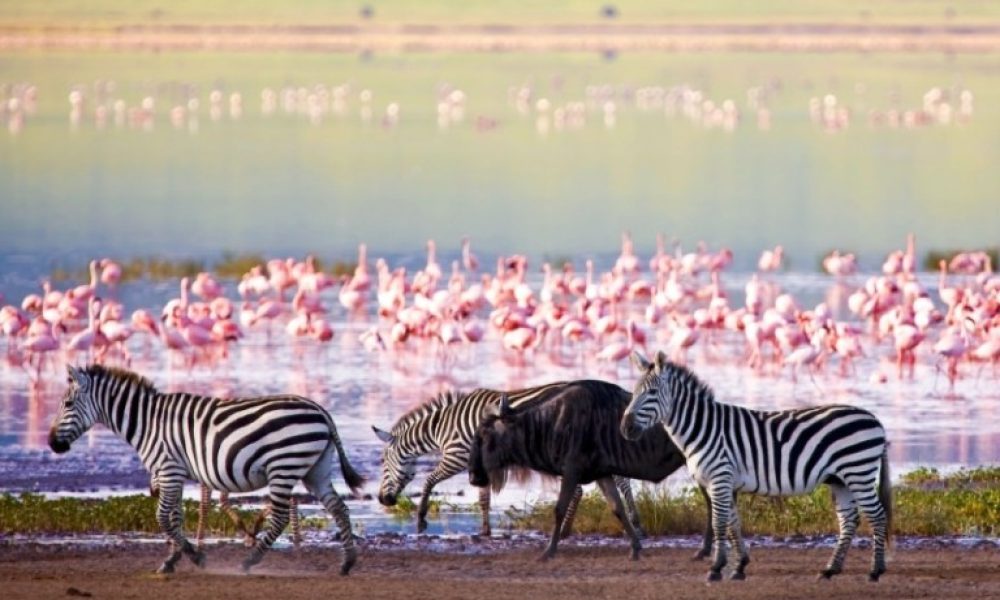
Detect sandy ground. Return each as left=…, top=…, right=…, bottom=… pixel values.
left=2, top=540, right=999, bottom=600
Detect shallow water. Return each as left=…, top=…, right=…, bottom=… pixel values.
left=1, top=266, right=998, bottom=535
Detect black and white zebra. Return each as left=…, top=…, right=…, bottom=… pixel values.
left=48, top=364, right=363, bottom=575
left=621, top=351, right=892, bottom=582
left=373, top=382, right=644, bottom=537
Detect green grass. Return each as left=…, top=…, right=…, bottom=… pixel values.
left=2, top=1, right=998, bottom=27
left=508, top=467, right=1000, bottom=538
left=0, top=493, right=255, bottom=536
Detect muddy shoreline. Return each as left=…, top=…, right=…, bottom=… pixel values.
left=1, top=538, right=999, bottom=600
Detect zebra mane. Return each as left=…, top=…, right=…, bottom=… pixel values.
left=83, top=364, right=159, bottom=395
left=390, top=389, right=466, bottom=435
left=662, top=361, right=716, bottom=401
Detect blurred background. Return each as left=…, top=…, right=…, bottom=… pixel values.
left=1, top=1, right=997, bottom=271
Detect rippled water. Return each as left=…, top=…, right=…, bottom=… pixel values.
left=2, top=265, right=998, bottom=535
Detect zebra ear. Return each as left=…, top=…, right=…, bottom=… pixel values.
left=372, top=426, right=394, bottom=444
left=654, top=350, right=668, bottom=373
left=66, top=365, right=85, bottom=386
left=630, top=350, right=651, bottom=372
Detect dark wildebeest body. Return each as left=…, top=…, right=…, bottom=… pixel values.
left=469, top=379, right=713, bottom=561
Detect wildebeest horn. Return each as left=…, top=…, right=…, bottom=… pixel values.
left=498, top=393, right=512, bottom=417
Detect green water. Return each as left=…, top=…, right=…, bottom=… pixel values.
left=1, top=50, right=997, bottom=266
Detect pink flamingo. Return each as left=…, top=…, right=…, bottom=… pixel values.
left=349, top=244, right=371, bottom=291
left=424, top=240, right=443, bottom=282
left=668, top=315, right=699, bottom=364
left=757, top=245, right=783, bottom=272
left=99, top=258, right=122, bottom=290
left=934, top=324, right=969, bottom=390
left=595, top=322, right=634, bottom=363
left=309, top=317, right=334, bottom=342
left=66, top=298, right=105, bottom=361
left=359, top=327, right=386, bottom=352
left=191, top=272, right=222, bottom=301
left=461, top=236, right=479, bottom=272
left=23, top=317, right=60, bottom=382
left=783, top=330, right=825, bottom=383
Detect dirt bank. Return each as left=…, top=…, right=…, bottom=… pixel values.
left=1, top=539, right=999, bottom=600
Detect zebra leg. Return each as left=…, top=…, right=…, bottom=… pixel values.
left=154, top=477, right=205, bottom=573
left=196, top=485, right=211, bottom=550
left=706, top=479, right=733, bottom=582
left=851, top=481, right=889, bottom=581
left=558, top=485, right=584, bottom=540
left=692, top=485, right=714, bottom=560
left=477, top=486, right=492, bottom=536
left=540, top=476, right=579, bottom=562
left=820, top=483, right=859, bottom=580
left=417, top=463, right=459, bottom=534
left=727, top=507, right=750, bottom=580
left=241, top=483, right=293, bottom=572
left=614, top=476, right=646, bottom=539
left=289, top=497, right=302, bottom=548
left=596, top=477, right=642, bottom=561
left=303, top=476, right=358, bottom=576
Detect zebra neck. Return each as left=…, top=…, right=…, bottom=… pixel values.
left=95, top=382, right=170, bottom=464
left=663, top=376, right=717, bottom=457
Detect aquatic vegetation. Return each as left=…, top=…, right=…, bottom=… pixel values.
left=214, top=252, right=268, bottom=278
left=507, top=467, right=1000, bottom=538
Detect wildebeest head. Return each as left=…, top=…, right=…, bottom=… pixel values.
left=621, top=350, right=673, bottom=440
left=468, top=393, right=515, bottom=493
left=49, top=365, right=98, bottom=454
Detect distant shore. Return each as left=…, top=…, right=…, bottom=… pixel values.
left=2, top=22, right=999, bottom=53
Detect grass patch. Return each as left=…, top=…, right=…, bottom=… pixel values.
left=0, top=493, right=255, bottom=536
left=507, top=467, right=1000, bottom=538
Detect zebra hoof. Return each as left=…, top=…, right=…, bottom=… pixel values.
left=340, top=549, right=357, bottom=576
left=416, top=519, right=428, bottom=534
left=730, top=571, right=746, bottom=581
left=189, top=550, right=206, bottom=568
left=478, top=525, right=492, bottom=537
left=706, top=571, right=723, bottom=583
left=537, top=550, right=554, bottom=563
left=868, top=573, right=882, bottom=583
left=155, top=563, right=174, bottom=575
left=691, top=549, right=710, bottom=562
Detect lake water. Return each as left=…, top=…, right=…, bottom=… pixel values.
left=1, top=48, right=999, bottom=535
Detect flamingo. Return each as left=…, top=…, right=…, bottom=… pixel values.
left=66, top=298, right=105, bottom=361
left=784, top=330, right=826, bottom=383
left=99, top=258, right=122, bottom=290
left=934, top=325, right=969, bottom=390
left=23, top=317, right=60, bottom=382
left=191, top=272, right=223, bottom=301
left=461, top=236, right=479, bottom=272
left=758, top=245, right=783, bottom=272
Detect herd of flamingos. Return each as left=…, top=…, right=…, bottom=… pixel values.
left=1, top=234, right=998, bottom=390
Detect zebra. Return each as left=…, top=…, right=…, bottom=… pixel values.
left=620, top=351, right=892, bottom=582
left=372, top=382, right=645, bottom=538
left=48, top=364, right=362, bottom=575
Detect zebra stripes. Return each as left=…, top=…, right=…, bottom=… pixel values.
left=621, top=351, right=892, bottom=582
left=48, top=364, right=362, bottom=575
left=373, top=382, right=643, bottom=537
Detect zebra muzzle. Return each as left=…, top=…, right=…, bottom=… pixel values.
left=48, top=431, right=70, bottom=454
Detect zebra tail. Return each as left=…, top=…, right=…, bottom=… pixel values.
left=879, top=447, right=893, bottom=549
left=330, top=423, right=365, bottom=494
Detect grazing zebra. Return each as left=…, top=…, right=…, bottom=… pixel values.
left=373, top=382, right=645, bottom=537
left=621, top=351, right=891, bottom=582
left=49, top=364, right=362, bottom=575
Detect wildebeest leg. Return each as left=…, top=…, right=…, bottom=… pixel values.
left=558, top=485, right=584, bottom=540
left=418, top=462, right=461, bottom=533
left=540, top=477, right=579, bottom=561
left=692, top=485, right=715, bottom=560
left=477, top=486, right=492, bottom=536
left=614, top=476, right=646, bottom=539
left=596, top=477, right=642, bottom=560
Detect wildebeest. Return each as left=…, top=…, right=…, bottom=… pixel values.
left=468, top=379, right=713, bottom=561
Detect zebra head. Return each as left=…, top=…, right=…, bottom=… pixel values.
left=372, top=425, right=417, bottom=506
left=49, top=365, right=100, bottom=454
left=621, top=350, right=672, bottom=440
